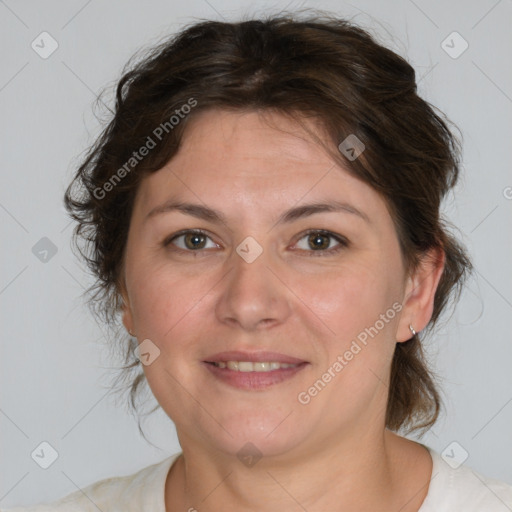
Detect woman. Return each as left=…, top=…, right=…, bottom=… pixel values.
left=6, top=12, right=512, bottom=512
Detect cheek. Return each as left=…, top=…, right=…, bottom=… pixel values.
left=298, top=267, right=400, bottom=417
left=130, top=269, right=203, bottom=336
left=124, top=249, right=197, bottom=337
left=299, top=259, right=401, bottom=337
left=126, top=265, right=209, bottom=410
left=299, top=258, right=402, bottom=403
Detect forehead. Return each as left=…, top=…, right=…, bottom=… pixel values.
left=134, top=109, right=389, bottom=225
left=180, top=108, right=328, bottom=162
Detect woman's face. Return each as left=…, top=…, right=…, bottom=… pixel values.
left=121, top=109, right=419, bottom=458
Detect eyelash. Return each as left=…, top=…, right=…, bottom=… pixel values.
left=162, top=229, right=349, bottom=257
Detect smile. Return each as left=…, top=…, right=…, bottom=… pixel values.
left=203, top=361, right=308, bottom=390
left=210, top=361, right=300, bottom=372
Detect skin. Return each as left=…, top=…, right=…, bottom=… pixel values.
left=121, top=109, right=445, bottom=512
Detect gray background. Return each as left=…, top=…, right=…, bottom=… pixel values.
left=1, top=0, right=511, bottom=507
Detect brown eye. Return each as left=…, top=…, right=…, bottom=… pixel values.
left=164, top=230, right=217, bottom=251
left=183, top=232, right=207, bottom=250
left=307, top=233, right=331, bottom=250
left=294, top=230, right=348, bottom=256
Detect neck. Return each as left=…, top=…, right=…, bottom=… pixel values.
left=165, top=429, right=432, bottom=512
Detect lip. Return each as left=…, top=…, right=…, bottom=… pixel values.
left=203, top=360, right=309, bottom=390
left=204, top=350, right=307, bottom=365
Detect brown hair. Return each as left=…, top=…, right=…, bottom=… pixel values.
left=64, top=11, right=471, bottom=435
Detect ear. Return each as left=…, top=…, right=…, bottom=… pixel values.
left=396, top=246, right=445, bottom=342
left=119, top=279, right=135, bottom=336
left=121, top=304, right=134, bottom=336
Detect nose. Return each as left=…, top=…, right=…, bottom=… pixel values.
left=215, top=245, right=292, bottom=332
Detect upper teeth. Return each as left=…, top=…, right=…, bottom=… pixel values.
left=213, top=361, right=299, bottom=372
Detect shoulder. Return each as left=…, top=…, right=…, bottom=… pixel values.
left=420, top=446, right=512, bottom=511
left=1, top=453, right=181, bottom=512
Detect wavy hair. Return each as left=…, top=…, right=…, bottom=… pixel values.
left=64, top=11, right=471, bottom=436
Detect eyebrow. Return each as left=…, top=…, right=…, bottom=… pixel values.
left=145, top=199, right=370, bottom=226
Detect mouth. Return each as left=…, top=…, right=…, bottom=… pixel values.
left=209, top=361, right=301, bottom=371
left=203, top=351, right=309, bottom=390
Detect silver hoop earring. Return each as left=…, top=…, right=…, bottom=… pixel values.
left=409, top=324, right=417, bottom=337
left=129, top=331, right=136, bottom=337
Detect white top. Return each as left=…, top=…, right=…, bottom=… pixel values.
left=3, top=447, right=512, bottom=511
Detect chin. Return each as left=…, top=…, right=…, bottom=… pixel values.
left=203, top=410, right=308, bottom=459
